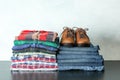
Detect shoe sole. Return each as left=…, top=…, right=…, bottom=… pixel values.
left=77, top=44, right=90, bottom=47
left=60, top=43, right=74, bottom=47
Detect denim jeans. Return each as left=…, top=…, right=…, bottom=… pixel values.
left=57, top=59, right=103, bottom=63
left=59, top=51, right=99, bottom=55
left=57, top=45, right=104, bottom=71
left=59, top=45, right=99, bottom=52
left=57, top=54, right=103, bottom=59
left=58, top=62, right=103, bottom=66
left=58, top=65, right=104, bottom=71
left=59, top=45, right=100, bottom=55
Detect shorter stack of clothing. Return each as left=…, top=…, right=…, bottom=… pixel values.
left=57, top=45, right=104, bottom=71
left=11, top=30, right=59, bottom=71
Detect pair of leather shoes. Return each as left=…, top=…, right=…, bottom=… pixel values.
left=60, top=27, right=90, bottom=47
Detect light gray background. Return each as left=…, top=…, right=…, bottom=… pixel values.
left=0, top=0, right=120, bottom=60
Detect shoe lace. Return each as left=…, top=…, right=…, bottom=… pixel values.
left=72, top=27, right=89, bottom=31
left=61, top=26, right=74, bottom=38
left=73, top=27, right=89, bottom=38
left=79, top=28, right=89, bottom=38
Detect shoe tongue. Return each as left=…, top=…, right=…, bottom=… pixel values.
left=67, top=29, right=74, bottom=37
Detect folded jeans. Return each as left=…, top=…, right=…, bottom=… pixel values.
left=57, top=58, right=103, bottom=63
left=59, top=45, right=99, bottom=52
left=58, top=62, right=103, bottom=66
left=58, top=65, right=104, bottom=71
left=57, top=54, right=103, bottom=59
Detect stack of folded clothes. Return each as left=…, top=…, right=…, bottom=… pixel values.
left=57, top=27, right=104, bottom=71
left=57, top=45, right=104, bottom=71
left=11, top=30, right=59, bottom=71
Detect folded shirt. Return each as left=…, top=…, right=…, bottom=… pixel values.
left=11, top=54, right=56, bottom=63
left=14, top=40, right=59, bottom=48
left=11, top=62, right=58, bottom=70
left=12, top=44, right=58, bottom=52
left=11, top=61, right=58, bottom=65
left=12, top=48, right=57, bottom=54
left=13, top=52, right=55, bottom=56
left=15, top=30, right=58, bottom=42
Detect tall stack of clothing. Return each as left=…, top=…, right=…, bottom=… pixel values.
left=11, top=30, right=59, bottom=71
left=57, top=44, right=104, bottom=71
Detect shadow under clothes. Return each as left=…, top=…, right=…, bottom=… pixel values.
left=11, top=71, right=58, bottom=80
left=58, top=71, right=104, bottom=80
left=11, top=71, right=104, bottom=80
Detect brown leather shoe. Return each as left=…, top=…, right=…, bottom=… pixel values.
left=75, top=28, right=90, bottom=47
left=60, top=27, right=75, bottom=47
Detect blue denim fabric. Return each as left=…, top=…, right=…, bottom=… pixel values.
left=57, top=54, right=103, bottom=59
left=57, top=44, right=104, bottom=71
left=58, top=65, right=104, bottom=71
left=58, top=62, right=103, bottom=66
left=59, top=45, right=99, bottom=52
left=59, top=51, right=99, bottom=55
left=57, top=58, right=103, bottom=63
